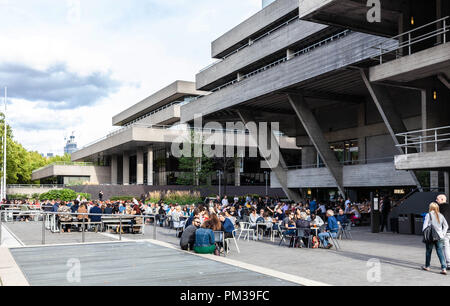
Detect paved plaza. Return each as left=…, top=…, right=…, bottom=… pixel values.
left=2, top=222, right=450, bottom=286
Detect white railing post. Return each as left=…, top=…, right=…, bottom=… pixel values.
left=408, top=33, right=412, bottom=55
left=435, top=130, right=438, bottom=152
left=405, top=135, right=408, bottom=155
left=419, top=136, right=423, bottom=153
left=444, top=19, right=447, bottom=44
left=379, top=43, right=383, bottom=64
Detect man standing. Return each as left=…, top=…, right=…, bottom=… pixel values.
left=98, top=191, right=104, bottom=201
left=380, top=196, right=391, bottom=232
left=437, top=194, right=449, bottom=269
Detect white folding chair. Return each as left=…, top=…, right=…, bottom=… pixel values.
left=237, top=222, right=256, bottom=241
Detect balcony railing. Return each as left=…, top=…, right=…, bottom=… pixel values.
left=199, top=15, right=301, bottom=72
left=396, top=126, right=450, bottom=155
left=370, top=16, right=449, bottom=64
left=32, top=162, right=95, bottom=174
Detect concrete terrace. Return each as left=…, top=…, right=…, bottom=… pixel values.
left=2, top=222, right=450, bottom=286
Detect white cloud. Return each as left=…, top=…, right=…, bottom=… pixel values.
left=0, top=0, right=261, bottom=155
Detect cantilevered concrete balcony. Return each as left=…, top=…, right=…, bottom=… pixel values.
left=197, top=17, right=328, bottom=91
left=72, top=124, right=301, bottom=162
left=298, top=0, right=403, bottom=37
left=211, top=0, right=299, bottom=59
left=271, top=162, right=417, bottom=188
left=395, top=126, right=450, bottom=171
left=31, top=163, right=111, bottom=185
left=132, top=103, right=181, bottom=126
left=182, top=31, right=384, bottom=123
left=112, top=81, right=208, bottom=127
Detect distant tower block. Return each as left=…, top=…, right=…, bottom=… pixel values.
left=262, top=0, right=276, bottom=8
left=64, top=132, right=78, bottom=154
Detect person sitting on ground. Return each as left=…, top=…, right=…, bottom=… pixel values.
left=193, top=220, right=216, bottom=254
left=180, top=218, right=201, bottom=251
left=58, top=201, right=72, bottom=233
left=318, top=210, right=339, bottom=249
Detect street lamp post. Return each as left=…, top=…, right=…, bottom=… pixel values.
left=217, top=170, right=223, bottom=198
left=264, top=171, right=269, bottom=196
left=2, top=87, right=6, bottom=202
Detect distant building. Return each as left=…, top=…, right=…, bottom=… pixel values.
left=64, top=133, right=78, bottom=155
left=46, top=153, right=54, bottom=158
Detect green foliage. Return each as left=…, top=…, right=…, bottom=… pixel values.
left=146, top=190, right=202, bottom=205
left=110, top=196, right=136, bottom=202
left=39, top=189, right=91, bottom=201
left=176, top=131, right=214, bottom=186
left=0, top=116, right=73, bottom=184
left=7, top=193, right=30, bottom=200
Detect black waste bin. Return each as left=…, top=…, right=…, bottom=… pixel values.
left=398, top=214, right=414, bottom=234
left=390, top=217, right=399, bottom=233
left=414, top=215, right=425, bottom=236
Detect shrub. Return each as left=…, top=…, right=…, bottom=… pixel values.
left=146, top=190, right=202, bottom=205
left=39, top=189, right=91, bottom=201
left=8, top=194, right=30, bottom=200
left=110, top=196, right=136, bottom=202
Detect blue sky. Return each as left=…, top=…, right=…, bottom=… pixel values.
left=0, top=0, right=261, bottom=154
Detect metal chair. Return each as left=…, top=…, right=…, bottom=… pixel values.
left=225, top=229, right=240, bottom=254
left=341, top=222, right=352, bottom=240
left=214, top=231, right=225, bottom=256
left=278, top=226, right=297, bottom=247
left=297, top=229, right=313, bottom=248
left=237, top=222, right=256, bottom=241
left=173, top=219, right=186, bottom=237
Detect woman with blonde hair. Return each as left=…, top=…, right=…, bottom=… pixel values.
left=422, top=202, right=448, bottom=275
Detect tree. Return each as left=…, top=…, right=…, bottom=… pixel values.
left=0, top=115, right=72, bottom=184
left=176, top=130, right=214, bottom=186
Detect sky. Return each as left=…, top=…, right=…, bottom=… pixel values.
left=0, top=0, right=262, bottom=155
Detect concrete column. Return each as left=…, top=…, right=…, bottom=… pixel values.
left=361, top=70, right=422, bottom=190
left=358, top=102, right=366, bottom=163
left=111, top=155, right=118, bottom=185
left=288, top=93, right=345, bottom=197
left=147, top=147, right=154, bottom=186
left=430, top=171, right=439, bottom=191
left=123, top=152, right=129, bottom=186
left=237, top=72, right=244, bottom=82
left=235, top=157, right=242, bottom=186
left=287, top=49, right=295, bottom=60
left=237, top=110, right=302, bottom=202
left=136, top=148, right=144, bottom=185
left=445, top=171, right=449, bottom=199
left=302, top=147, right=317, bottom=168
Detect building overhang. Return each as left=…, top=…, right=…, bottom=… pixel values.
left=370, top=43, right=450, bottom=83
left=112, top=81, right=208, bottom=126
left=72, top=126, right=301, bottom=162
left=298, top=0, right=402, bottom=37
left=32, top=164, right=96, bottom=181
left=395, top=151, right=450, bottom=171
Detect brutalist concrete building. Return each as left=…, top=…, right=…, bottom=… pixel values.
left=33, top=0, right=449, bottom=202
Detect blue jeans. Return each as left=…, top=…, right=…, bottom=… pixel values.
left=318, top=232, right=337, bottom=247
left=426, top=239, right=447, bottom=270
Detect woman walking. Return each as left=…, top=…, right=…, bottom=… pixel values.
left=422, top=202, right=448, bottom=275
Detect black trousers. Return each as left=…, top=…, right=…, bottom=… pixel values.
left=380, top=214, right=389, bottom=232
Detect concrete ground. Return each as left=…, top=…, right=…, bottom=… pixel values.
left=3, top=221, right=450, bottom=286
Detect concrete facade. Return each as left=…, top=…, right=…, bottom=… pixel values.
left=31, top=164, right=111, bottom=185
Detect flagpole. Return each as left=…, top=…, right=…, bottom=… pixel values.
left=3, top=87, right=6, bottom=201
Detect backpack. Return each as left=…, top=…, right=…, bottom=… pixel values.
left=423, top=213, right=440, bottom=244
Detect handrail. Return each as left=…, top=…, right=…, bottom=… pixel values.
left=199, top=15, right=301, bottom=72
left=396, top=125, right=450, bottom=154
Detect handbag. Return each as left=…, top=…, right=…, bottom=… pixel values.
left=423, top=213, right=440, bottom=244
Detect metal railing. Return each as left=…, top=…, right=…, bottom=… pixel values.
left=123, top=99, right=191, bottom=128
left=396, top=125, right=450, bottom=155
left=7, top=184, right=66, bottom=189
left=32, top=162, right=94, bottom=173
left=371, top=16, right=449, bottom=64
left=199, top=15, right=301, bottom=72
left=0, top=207, right=157, bottom=246
left=286, top=156, right=395, bottom=170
